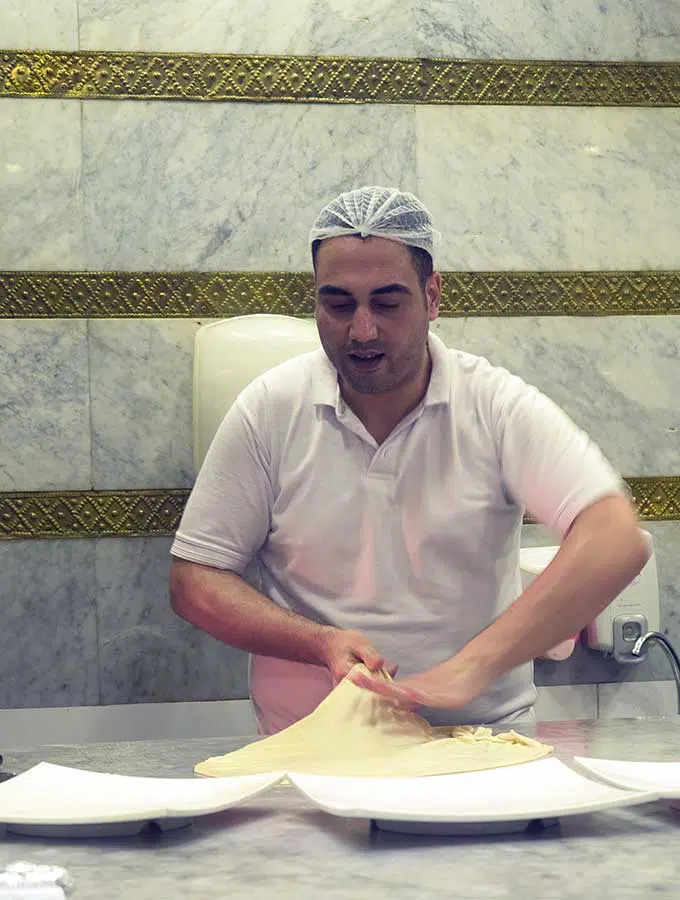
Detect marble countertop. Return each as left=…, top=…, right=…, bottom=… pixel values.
left=1, top=719, right=680, bottom=899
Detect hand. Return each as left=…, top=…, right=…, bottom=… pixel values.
left=319, top=628, right=398, bottom=685
left=349, top=658, right=487, bottom=710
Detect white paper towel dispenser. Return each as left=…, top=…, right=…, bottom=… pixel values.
left=519, top=531, right=660, bottom=664
left=584, top=530, right=660, bottom=663
left=193, top=314, right=320, bottom=473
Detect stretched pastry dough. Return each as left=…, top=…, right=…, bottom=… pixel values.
left=196, top=665, right=552, bottom=778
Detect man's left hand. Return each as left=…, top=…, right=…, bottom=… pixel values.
left=349, top=659, right=486, bottom=710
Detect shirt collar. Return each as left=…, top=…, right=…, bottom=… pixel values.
left=423, top=331, right=452, bottom=407
left=311, top=329, right=452, bottom=411
left=311, top=349, right=343, bottom=409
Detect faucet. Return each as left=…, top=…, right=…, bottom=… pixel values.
left=631, top=631, right=680, bottom=715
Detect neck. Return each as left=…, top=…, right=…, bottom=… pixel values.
left=342, top=349, right=432, bottom=444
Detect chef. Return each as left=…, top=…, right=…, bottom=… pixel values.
left=169, top=185, right=648, bottom=734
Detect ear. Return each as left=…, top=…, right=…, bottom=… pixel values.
left=426, top=272, right=442, bottom=321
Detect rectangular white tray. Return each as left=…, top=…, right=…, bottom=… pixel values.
left=574, top=756, right=680, bottom=797
left=288, top=757, right=658, bottom=823
left=0, top=762, right=284, bottom=827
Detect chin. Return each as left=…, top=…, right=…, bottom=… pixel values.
left=341, top=370, right=394, bottom=395
left=347, top=381, right=386, bottom=395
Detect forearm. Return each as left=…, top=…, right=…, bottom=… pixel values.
left=170, top=558, right=332, bottom=666
left=459, top=494, right=650, bottom=681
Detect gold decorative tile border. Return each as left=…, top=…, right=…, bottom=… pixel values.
left=0, top=490, right=190, bottom=540
left=1, top=51, right=679, bottom=106
left=0, top=478, right=678, bottom=539
left=2, top=270, right=678, bottom=318
left=626, top=477, right=680, bottom=522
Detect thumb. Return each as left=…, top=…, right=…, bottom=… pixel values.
left=353, top=642, right=386, bottom=673
left=331, top=657, right=357, bottom=684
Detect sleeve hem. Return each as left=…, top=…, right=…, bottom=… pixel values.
left=170, top=535, right=250, bottom=573
left=549, top=480, right=627, bottom=538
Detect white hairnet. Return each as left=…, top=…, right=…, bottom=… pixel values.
left=309, top=186, right=440, bottom=264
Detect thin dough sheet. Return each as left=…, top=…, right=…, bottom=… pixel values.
left=196, top=665, right=552, bottom=779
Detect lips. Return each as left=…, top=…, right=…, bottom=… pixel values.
left=348, top=350, right=385, bottom=370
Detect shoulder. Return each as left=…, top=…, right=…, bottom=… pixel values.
left=432, top=337, right=560, bottom=443
left=442, top=343, right=538, bottom=415
left=236, top=349, right=329, bottom=421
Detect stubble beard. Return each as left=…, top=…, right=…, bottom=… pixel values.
left=338, top=346, right=427, bottom=396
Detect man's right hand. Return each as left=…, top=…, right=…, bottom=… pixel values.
left=319, top=628, right=397, bottom=685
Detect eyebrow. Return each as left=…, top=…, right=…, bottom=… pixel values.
left=317, top=283, right=412, bottom=298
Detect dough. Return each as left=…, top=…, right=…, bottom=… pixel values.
left=195, top=665, right=552, bottom=778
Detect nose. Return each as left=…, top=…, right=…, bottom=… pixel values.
left=349, top=306, right=378, bottom=343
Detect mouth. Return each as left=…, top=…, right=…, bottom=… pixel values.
left=347, top=350, right=385, bottom=372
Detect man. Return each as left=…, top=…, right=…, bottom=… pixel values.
left=170, top=186, right=648, bottom=733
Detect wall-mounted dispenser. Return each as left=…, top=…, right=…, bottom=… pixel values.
left=520, top=531, right=659, bottom=664
left=584, top=531, right=658, bottom=664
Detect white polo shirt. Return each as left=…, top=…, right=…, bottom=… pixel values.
left=171, top=332, right=623, bottom=731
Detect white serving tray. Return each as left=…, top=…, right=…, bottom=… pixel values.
left=288, top=757, right=658, bottom=830
left=574, top=756, right=680, bottom=797
left=0, top=762, right=285, bottom=837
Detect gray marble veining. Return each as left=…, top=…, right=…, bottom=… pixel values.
left=89, top=319, right=198, bottom=489
left=0, top=522, right=674, bottom=708
left=0, top=100, right=83, bottom=270
left=10, top=312, right=673, bottom=493
left=7, top=102, right=680, bottom=278
left=437, top=316, right=680, bottom=476
left=3, top=0, right=78, bottom=50
left=75, top=0, right=680, bottom=59
left=0, top=320, right=91, bottom=491
left=416, top=106, right=680, bottom=271
left=1, top=721, right=680, bottom=899
left=0, top=540, right=99, bottom=709
left=95, top=536, right=249, bottom=704
left=78, top=0, right=416, bottom=56
left=416, top=0, right=680, bottom=60
left=74, top=102, right=680, bottom=272
left=81, top=101, right=417, bottom=271
left=78, top=0, right=313, bottom=53
left=598, top=680, right=680, bottom=718
left=301, top=0, right=415, bottom=57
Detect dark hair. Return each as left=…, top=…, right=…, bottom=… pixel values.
left=311, top=239, right=434, bottom=291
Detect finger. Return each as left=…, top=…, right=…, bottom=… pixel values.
left=348, top=640, right=387, bottom=672
left=355, top=648, right=386, bottom=672
left=350, top=672, right=419, bottom=708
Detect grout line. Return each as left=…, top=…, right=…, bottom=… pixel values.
left=75, top=0, right=81, bottom=51
left=85, top=312, right=101, bottom=704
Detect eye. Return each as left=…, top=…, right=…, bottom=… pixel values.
left=375, top=300, right=399, bottom=310
left=327, top=302, right=354, bottom=313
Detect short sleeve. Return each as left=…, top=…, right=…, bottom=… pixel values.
left=170, top=389, right=273, bottom=573
left=491, top=370, right=625, bottom=538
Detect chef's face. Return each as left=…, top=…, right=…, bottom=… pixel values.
left=314, top=236, right=440, bottom=396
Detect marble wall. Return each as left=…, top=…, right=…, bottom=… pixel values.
left=6, top=0, right=678, bottom=58
left=5, top=101, right=680, bottom=272
left=1, top=0, right=678, bottom=708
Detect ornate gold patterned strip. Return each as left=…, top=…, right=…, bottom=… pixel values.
left=0, top=478, right=678, bottom=540
left=2, top=270, right=679, bottom=318
left=1, top=51, right=679, bottom=106
left=626, top=477, right=680, bottom=522
left=0, top=490, right=190, bottom=540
